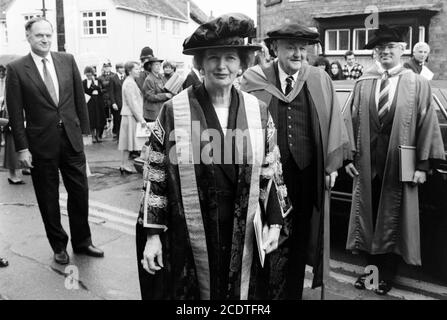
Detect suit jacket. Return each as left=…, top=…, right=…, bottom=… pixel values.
left=5, top=52, right=90, bottom=159
left=121, top=77, right=145, bottom=123
left=403, top=57, right=423, bottom=74
left=142, top=72, right=170, bottom=121
left=182, top=70, right=202, bottom=90
left=110, top=73, right=125, bottom=109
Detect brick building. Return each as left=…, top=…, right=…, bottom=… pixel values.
left=257, top=0, right=446, bottom=79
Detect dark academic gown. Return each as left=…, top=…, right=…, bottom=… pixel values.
left=345, top=67, right=445, bottom=265
left=241, top=62, right=350, bottom=295
left=136, top=84, right=289, bottom=300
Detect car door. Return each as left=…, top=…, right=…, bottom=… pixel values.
left=419, top=87, right=447, bottom=281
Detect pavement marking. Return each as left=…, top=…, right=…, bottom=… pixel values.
left=59, top=194, right=138, bottom=219
left=330, top=260, right=447, bottom=297
left=306, top=264, right=442, bottom=300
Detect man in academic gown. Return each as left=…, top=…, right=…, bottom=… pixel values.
left=344, top=25, right=445, bottom=295
left=241, top=23, right=350, bottom=299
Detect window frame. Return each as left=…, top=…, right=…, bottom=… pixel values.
left=172, top=20, right=180, bottom=36
left=324, top=28, right=351, bottom=55
left=81, top=10, right=108, bottom=37
left=160, top=18, right=167, bottom=33
left=146, top=15, right=153, bottom=32
left=352, top=28, right=374, bottom=55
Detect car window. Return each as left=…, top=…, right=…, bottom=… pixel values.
left=433, top=93, right=447, bottom=152
left=336, top=90, right=352, bottom=113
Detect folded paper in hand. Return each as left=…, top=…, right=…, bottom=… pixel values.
left=253, top=204, right=269, bottom=268
left=135, top=123, right=153, bottom=138
left=399, top=145, right=416, bottom=182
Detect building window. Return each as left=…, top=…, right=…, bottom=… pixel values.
left=160, top=18, right=166, bottom=32
left=173, top=21, right=180, bottom=35
left=82, top=11, right=107, bottom=36
left=418, top=26, right=425, bottom=43
left=353, top=28, right=375, bottom=54
left=24, top=14, right=41, bottom=21
left=1, top=22, right=7, bottom=44
left=146, top=16, right=152, bottom=32
left=325, top=29, right=350, bottom=54
left=402, top=26, right=412, bottom=54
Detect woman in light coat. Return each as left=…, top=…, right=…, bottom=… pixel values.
left=118, top=61, right=147, bottom=174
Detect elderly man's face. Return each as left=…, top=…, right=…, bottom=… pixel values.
left=413, top=46, right=429, bottom=64
left=274, top=39, right=307, bottom=75
left=375, top=42, right=404, bottom=70
left=202, top=48, right=241, bottom=89
left=0, top=69, right=5, bottom=79
left=26, top=20, right=53, bottom=57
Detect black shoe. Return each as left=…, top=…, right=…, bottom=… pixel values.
left=354, top=274, right=368, bottom=290
left=54, top=250, right=70, bottom=265
left=0, top=257, right=9, bottom=268
left=8, top=178, right=25, bottom=185
left=73, top=245, right=104, bottom=258
left=22, top=169, right=31, bottom=176
left=374, top=280, right=392, bottom=296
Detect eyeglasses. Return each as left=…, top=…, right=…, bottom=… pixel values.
left=374, top=43, right=402, bottom=51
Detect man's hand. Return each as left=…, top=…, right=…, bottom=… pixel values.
left=325, top=171, right=338, bottom=190
left=112, top=103, right=118, bottom=111
left=412, top=170, right=427, bottom=185
left=263, top=226, right=281, bottom=254
left=142, top=234, right=164, bottom=275
left=18, top=150, right=33, bottom=169
left=345, top=163, right=359, bottom=178
left=165, top=93, right=173, bottom=99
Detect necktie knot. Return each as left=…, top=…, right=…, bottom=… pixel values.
left=285, top=76, right=294, bottom=95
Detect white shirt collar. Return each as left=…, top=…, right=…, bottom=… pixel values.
left=381, top=63, right=402, bottom=77
left=278, top=62, right=299, bottom=84
left=30, top=50, right=53, bottom=66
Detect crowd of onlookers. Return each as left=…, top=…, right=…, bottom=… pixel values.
left=1, top=41, right=434, bottom=181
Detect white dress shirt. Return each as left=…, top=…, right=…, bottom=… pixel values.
left=278, top=62, right=299, bottom=94
left=30, top=51, right=60, bottom=102
left=214, top=106, right=229, bottom=135
left=375, top=64, right=402, bottom=110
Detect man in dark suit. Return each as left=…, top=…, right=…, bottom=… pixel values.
left=110, top=63, right=125, bottom=140
left=5, top=17, right=104, bottom=265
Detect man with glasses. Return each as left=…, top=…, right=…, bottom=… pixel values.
left=344, top=25, right=445, bottom=295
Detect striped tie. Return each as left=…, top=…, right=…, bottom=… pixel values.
left=285, top=76, right=294, bottom=95
left=378, top=71, right=390, bottom=124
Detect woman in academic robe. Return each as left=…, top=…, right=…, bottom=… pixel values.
left=136, top=13, right=291, bottom=300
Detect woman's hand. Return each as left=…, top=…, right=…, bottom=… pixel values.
left=263, top=226, right=281, bottom=254
left=142, top=234, right=164, bottom=275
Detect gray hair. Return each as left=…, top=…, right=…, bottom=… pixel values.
left=413, top=42, right=430, bottom=53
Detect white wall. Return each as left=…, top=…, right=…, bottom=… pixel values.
left=64, top=0, right=191, bottom=77
left=2, top=0, right=58, bottom=55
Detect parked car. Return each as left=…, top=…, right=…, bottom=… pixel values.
left=332, top=80, right=447, bottom=281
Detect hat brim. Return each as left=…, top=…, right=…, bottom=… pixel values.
left=183, top=44, right=262, bottom=56
left=264, top=36, right=321, bottom=45
left=143, top=59, right=164, bottom=65
left=363, top=36, right=403, bottom=50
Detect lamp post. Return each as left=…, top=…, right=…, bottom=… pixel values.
left=40, top=0, right=48, bottom=18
